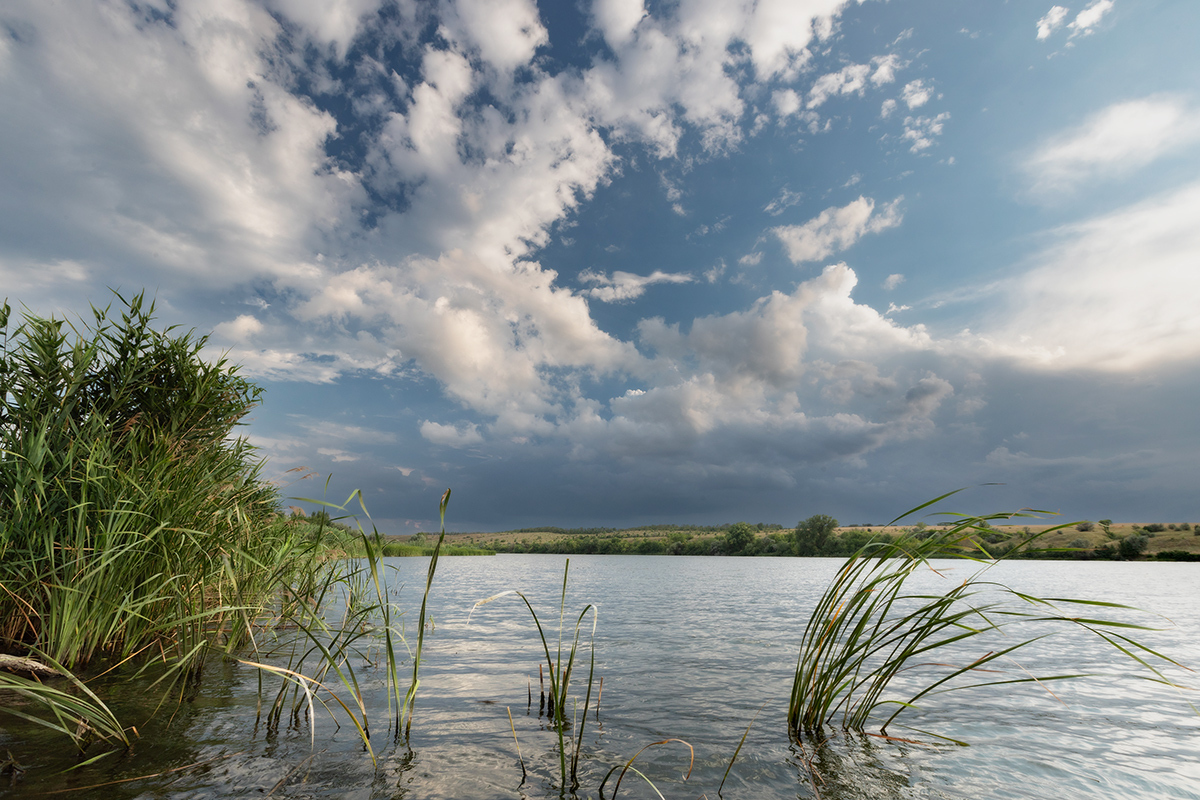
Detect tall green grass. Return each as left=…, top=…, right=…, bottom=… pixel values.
left=0, top=293, right=301, bottom=672
left=0, top=294, right=447, bottom=759
left=788, top=492, right=1189, bottom=742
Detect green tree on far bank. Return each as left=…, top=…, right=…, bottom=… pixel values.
left=794, top=514, right=838, bottom=556
left=724, top=521, right=756, bottom=555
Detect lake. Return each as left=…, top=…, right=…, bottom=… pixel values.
left=3, top=555, right=1198, bottom=798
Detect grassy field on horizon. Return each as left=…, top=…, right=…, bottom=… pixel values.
left=380, top=519, right=1200, bottom=559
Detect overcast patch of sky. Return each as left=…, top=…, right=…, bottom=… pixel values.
left=2, top=0, right=1199, bottom=530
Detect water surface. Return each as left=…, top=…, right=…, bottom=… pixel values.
left=2, top=556, right=1197, bottom=798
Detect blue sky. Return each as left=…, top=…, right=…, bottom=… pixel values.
left=3, top=0, right=1198, bottom=531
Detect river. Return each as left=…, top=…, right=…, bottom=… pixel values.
left=3, top=555, right=1198, bottom=798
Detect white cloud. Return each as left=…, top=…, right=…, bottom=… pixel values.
left=1026, top=96, right=1200, bottom=194
left=901, top=79, right=932, bottom=109
left=902, top=112, right=950, bottom=152
left=420, top=420, right=485, bottom=447
left=808, top=62, right=871, bottom=109
left=317, top=447, right=360, bottom=462
left=0, top=1, right=362, bottom=296
left=988, top=181, right=1200, bottom=371
left=1067, top=0, right=1115, bottom=37
left=773, top=88, right=802, bottom=118
left=738, top=252, right=764, bottom=267
left=1036, top=6, right=1070, bottom=40
left=807, top=54, right=901, bottom=110
left=870, top=54, right=902, bottom=86
left=772, top=197, right=904, bottom=264
left=291, top=253, right=640, bottom=431
left=374, top=64, right=616, bottom=270
left=883, top=273, right=905, bottom=290
left=555, top=264, right=950, bottom=467
left=1036, top=1, right=1115, bottom=42
left=439, top=0, right=548, bottom=73
left=740, top=0, right=848, bottom=82
left=212, top=314, right=264, bottom=343
left=764, top=187, right=803, bottom=216
left=638, top=264, right=932, bottom=388
left=299, top=420, right=398, bottom=444
left=579, top=269, right=693, bottom=302
left=592, top=0, right=646, bottom=49
left=263, top=0, right=387, bottom=59
left=880, top=98, right=897, bottom=119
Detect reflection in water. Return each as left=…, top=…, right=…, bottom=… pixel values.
left=0, top=556, right=1197, bottom=798
left=792, top=733, right=922, bottom=800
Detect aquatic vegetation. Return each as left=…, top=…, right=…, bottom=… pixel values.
left=599, top=738, right=694, bottom=799
left=469, top=559, right=598, bottom=791
left=0, top=294, right=446, bottom=760
left=248, top=488, right=449, bottom=758
left=0, top=293, right=296, bottom=671
left=788, top=491, right=1191, bottom=742
left=0, top=654, right=131, bottom=753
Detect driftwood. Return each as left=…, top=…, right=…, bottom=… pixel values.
left=0, top=654, right=62, bottom=677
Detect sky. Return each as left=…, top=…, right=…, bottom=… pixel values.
left=2, top=0, right=1198, bottom=532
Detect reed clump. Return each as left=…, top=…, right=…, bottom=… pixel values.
left=0, top=294, right=325, bottom=749
left=0, top=293, right=304, bottom=670
left=0, top=293, right=449, bottom=762
left=789, top=492, right=1189, bottom=743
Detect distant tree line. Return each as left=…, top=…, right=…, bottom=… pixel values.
left=471, top=516, right=1200, bottom=561
left=502, top=522, right=785, bottom=537
left=485, top=516, right=900, bottom=557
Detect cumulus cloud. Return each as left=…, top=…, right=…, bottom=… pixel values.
left=547, top=264, right=953, bottom=470
left=902, top=112, right=950, bottom=152
left=420, top=420, right=485, bottom=447
left=212, top=314, right=264, bottom=343
left=807, top=55, right=899, bottom=110
left=901, top=79, right=932, bottom=109
left=639, top=264, right=933, bottom=389
left=1036, top=1, right=1115, bottom=42
left=1036, top=6, right=1070, bottom=39
left=579, top=269, right=693, bottom=302
left=0, top=1, right=362, bottom=298
left=740, top=0, right=848, bottom=81
left=773, top=88, right=802, bottom=118
left=1026, top=96, right=1200, bottom=195
left=772, top=197, right=904, bottom=265
left=263, top=0, right=388, bottom=59
left=290, top=253, right=640, bottom=431
left=372, top=58, right=616, bottom=270
left=317, top=447, right=360, bottom=462
left=592, top=0, right=646, bottom=49
left=1067, top=0, right=1115, bottom=37
left=883, top=273, right=905, bottom=290
left=439, top=0, right=549, bottom=73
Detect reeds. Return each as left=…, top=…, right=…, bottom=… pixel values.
left=788, top=492, right=1190, bottom=741
left=0, top=293, right=299, bottom=672
left=470, top=559, right=598, bottom=790
left=0, top=295, right=449, bottom=759
left=250, top=488, right=449, bottom=756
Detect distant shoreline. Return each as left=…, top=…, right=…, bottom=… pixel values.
left=382, top=521, right=1200, bottom=560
